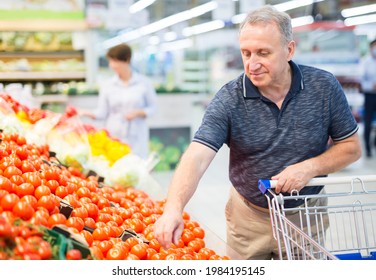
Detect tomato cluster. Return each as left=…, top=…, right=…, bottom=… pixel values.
left=0, top=131, right=229, bottom=260
left=0, top=218, right=53, bottom=260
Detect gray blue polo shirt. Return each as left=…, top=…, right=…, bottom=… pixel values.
left=193, top=61, right=358, bottom=208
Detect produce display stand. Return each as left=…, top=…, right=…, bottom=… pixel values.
left=0, top=92, right=237, bottom=260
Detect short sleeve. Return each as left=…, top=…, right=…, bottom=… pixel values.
left=193, top=93, right=230, bottom=152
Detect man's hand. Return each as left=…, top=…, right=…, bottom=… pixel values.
left=153, top=209, right=184, bottom=249
left=271, top=160, right=314, bottom=194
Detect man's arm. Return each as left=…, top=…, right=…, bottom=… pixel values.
left=153, top=142, right=217, bottom=249
left=272, top=132, right=362, bottom=193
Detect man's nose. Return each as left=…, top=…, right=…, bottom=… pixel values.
left=249, top=61, right=261, bottom=72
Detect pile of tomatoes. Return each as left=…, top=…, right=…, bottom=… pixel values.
left=0, top=131, right=229, bottom=260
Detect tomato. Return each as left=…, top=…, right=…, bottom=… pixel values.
left=92, top=227, right=108, bottom=241
left=80, top=230, right=94, bottom=246
left=96, top=197, right=111, bottom=209
left=151, top=252, right=166, bottom=260
left=188, top=238, right=205, bottom=252
left=13, top=201, right=35, bottom=220
left=15, top=146, right=29, bottom=160
left=0, top=221, right=12, bottom=237
left=37, top=242, right=53, bottom=260
left=83, top=217, right=96, bottom=229
left=124, top=236, right=140, bottom=249
left=1, top=193, right=20, bottom=211
left=29, top=214, right=48, bottom=227
left=9, top=174, right=25, bottom=186
left=20, top=160, right=36, bottom=173
left=128, top=218, right=145, bottom=233
left=165, top=253, right=180, bottom=260
left=66, top=249, right=82, bottom=260
left=0, top=175, right=13, bottom=192
left=181, top=229, right=195, bottom=245
left=0, top=189, right=8, bottom=201
left=61, top=194, right=81, bottom=208
left=45, top=179, right=59, bottom=193
left=34, top=185, right=51, bottom=200
left=83, top=203, right=99, bottom=219
left=66, top=217, right=85, bottom=232
left=90, top=246, right=104, bottom=260
left=20, top=195, right=38, bottom=210
left=16, top=135, right=26, bottom=146
left=192, top=226, right=205, bottom=239
left=37, top=194, right=59, bottom=214
left=71, top=207, right=88, bottom=219
left=181, top=254, right=194, bottom=260
left=3, top=166, right=22, bottom=179
left=54, top=186, right=69, bottom=199
left=14, top=182, right=35, bottom=197
left=130, top=243, right=148, bottom=260
left=198, top=247, right=215, bottom=260
left=106, top=247, right=127, bottom=260
left=47, top=213, right=67, bottom=228
left=76, top=186, right=91, bottom=198
left=98, top=240, right=113, bottom=255
left=125, top=253, right=140, bottom=260
left=22, top=172, right=42, bottom=188
left=42, top=168, right=60, bottom=181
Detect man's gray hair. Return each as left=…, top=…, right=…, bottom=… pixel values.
left=240, top=5, right=293, bottom=46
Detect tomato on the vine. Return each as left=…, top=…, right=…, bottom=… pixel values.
left=66, top=249, right=82, bottom=260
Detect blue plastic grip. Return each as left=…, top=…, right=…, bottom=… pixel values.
left=258, top=179, right=271, bottom=194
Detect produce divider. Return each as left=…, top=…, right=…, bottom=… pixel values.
left=0, top=92, right=236, bottom=260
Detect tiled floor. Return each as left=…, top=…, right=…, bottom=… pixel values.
left=148, top=115, right=376, bottom=259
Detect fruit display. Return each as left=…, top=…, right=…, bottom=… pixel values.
left=0, top=93, right=231, bottom=260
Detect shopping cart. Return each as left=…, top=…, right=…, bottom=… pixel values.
left=258, top=175, right=376, bottom=260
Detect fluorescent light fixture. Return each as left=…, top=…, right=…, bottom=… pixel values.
left=163, top=31, right=177, bottom=42
left=274, top=0, right=324, bottom=12
left=148, top=35, right=160, bottom=45
left=344, top=13, right=376, bottom=26
left=129, top=0, right=156, bottom=14
left=291, top=15, right=314, bottom=27
left=161, top=38, right=193, bottom=51
left=182, top=20, right=225, bottom=37
left=341, top=4, right=376, bottom=18
left=231, top=0, right=323, bottom=25
left=104, top=1, right=218, bottom=48
left=231, top=13, right=246, bottom=24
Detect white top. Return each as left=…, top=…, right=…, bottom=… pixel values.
left=95, top=71, right=157, bottom=159
left=360, top=54, right=376, bottom=93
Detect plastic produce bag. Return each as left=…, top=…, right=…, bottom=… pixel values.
left=47, top=115, right=91, bottom=170
left=0, top=96, right=24, bottom=135
left=24, top=112, right=61, bottom=146
left=105, top=152, right=164, bottom=199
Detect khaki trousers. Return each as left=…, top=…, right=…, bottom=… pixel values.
left=225, top=186, right=328, bottom=260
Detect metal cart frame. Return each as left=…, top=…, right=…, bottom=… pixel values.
left=258, top=175, right=376, bottom=260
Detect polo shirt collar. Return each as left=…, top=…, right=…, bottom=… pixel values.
left=243, top=60, right=304, bottom=98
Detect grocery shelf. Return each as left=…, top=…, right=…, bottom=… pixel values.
left=0, top=71, right=86, bottom=81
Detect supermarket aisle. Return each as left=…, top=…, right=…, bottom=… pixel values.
left=150, top=123, right=376, bottom=249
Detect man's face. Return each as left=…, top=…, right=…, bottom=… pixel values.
left=108, top=58, right=128, bottom=74
left=239, top=22, right=295, bottom=89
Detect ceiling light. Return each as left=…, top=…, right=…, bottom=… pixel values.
left=341, top=4, right=376, bottom=18
left=231, top=0, right=323, bottom=25
left=103, top=1, right=218, bottom=48
left=129, top=0, right=156, bottom=14
left=182, top=20, right=225, bottom=37
left=163, top=31, right=178, bottom=42
left=274, top=0, right=324, bottom=12
left=344, top=13, right=376, bottom=26
left=291, top=15, right=314, bottom=27
left=231, top=13, right=246, bottom=24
